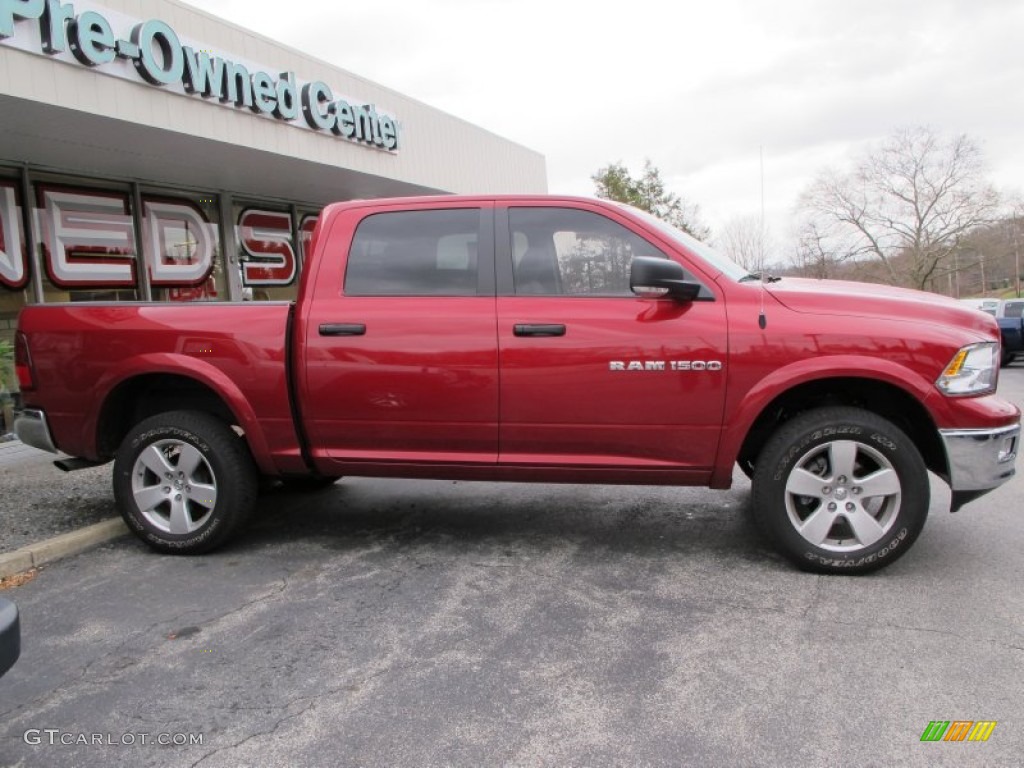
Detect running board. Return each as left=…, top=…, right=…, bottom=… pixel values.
left=54, top=458, right=107, bottom=472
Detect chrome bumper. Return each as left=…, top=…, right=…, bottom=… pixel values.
left=940, top=423, right=1019, bottom=510
left=13, top=408, right=58, bottom=454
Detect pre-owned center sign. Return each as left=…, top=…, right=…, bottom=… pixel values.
left=0, top=0, right=400, bottom=151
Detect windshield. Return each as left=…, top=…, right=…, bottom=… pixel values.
left=613, top=202, right=750, bottom=281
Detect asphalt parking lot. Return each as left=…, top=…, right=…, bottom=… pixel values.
left=1, top=368, right=1023, bottom=767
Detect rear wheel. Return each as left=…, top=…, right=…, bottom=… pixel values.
left=113, top=411, right=257, bottom=554
left=751, top=407, right=929, bottom=574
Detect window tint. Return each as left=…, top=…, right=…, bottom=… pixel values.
left=345, top=209, right=480, bottom=296
left=509, top=207, right=666, bottom=296
left=1004, top=301, right=1024, bottom=318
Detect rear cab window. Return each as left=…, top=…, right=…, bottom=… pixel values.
left=344, top=208, right=487, bottom=296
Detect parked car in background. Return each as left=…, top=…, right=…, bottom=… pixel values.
left=0, top=598, right=19, bottom=678
left=960, top=298, right=1000, bottom=316
left=998, top=299, right=1024, bottom=319
left=997, top=299, right=1024, bottom=366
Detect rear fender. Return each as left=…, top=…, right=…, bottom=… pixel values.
left=87, top=354, right=276, bottom=474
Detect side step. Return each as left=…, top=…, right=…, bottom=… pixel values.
left=54, top=458, right=107, bottom=472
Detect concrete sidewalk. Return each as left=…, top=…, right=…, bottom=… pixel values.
left=0, top=436, right=125, bottom=567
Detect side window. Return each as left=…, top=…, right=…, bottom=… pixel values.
left=509, top=207, right=666, bottom=296
left=345, top=209, right=481, bottom=296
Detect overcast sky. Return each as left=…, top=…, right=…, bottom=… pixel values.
left=192, top=0, right=1024, bottom=254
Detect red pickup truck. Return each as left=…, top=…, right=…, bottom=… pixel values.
left=13, top=196, right=1020, bottom=574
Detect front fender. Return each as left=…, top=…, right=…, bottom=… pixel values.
left=711, top=355, right=939, bottom=488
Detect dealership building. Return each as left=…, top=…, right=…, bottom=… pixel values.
left=0, top=0, right=547, bottom=403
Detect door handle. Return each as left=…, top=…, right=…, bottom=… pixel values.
left=319, top=323, right=366, bottom=336
left=513, top=324, right=566, bottom=337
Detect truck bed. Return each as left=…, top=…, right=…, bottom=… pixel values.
left=16, top=302, right=303, bottom=474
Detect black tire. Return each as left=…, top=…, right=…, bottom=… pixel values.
left=113, top=410, right=258, bottom=554
left=751, top=407, right=929, bottom=575
left=1001, top=348, right=1013, bottom=367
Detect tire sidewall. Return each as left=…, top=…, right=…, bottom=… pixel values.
left=753, top=409, right=929, bottom=574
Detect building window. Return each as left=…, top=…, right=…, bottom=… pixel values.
left=0, top=170, right=27, bottom=407
left=34, top=181, right=140, bottom=302
left=234, top=204, right=300, bottom=302
left=143, top=192, right=223, bottom=303
left=0, top=175, right=29, bottom=293
left=0, top=167, right=330, bottom=311
left=298, top=211, right=319, bottom=271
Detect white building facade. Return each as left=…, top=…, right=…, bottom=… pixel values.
left=0, top=0, right=546, bottom=326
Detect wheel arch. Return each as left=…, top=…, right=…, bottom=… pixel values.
left=717, top=369, right=947, bottom=488
left=94, top=364, right=275, bottom=474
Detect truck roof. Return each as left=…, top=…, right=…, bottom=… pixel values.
left=321, top=194, right=615, bottom=214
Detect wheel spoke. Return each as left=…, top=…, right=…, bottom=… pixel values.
left=845, top=507, right=887, bottom=547
left=798, top=506, right=835, bottom=547
left=133, top=485, right=167, bottom=513
left=787, top=467, right=827, bottom=498
left=828, top=440, right=858, bottom=480
left=176, top=444, right=205, bottom=478
left=168, top=497, right=193, bottom=535
left=857, top=468, right=900, bottom=498
left=186, top=482, right=217, bottom=510
left=138, top=445, right=174, bottom=477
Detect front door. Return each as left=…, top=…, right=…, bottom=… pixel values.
left=496, top=203, right=728, bottom=474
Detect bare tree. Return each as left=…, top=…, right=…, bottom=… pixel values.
left=797, top=126, right=1000, bottom=290
left=953, top=202, right=1024, bottom=298
left=717, top=214, right=772, bottom=271
left=791, top=218, right=848, bottom=279
left=1009, top=198, right=1024, bottom=298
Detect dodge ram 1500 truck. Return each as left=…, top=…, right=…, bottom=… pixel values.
left=13, top=196, right=1021, bottom=574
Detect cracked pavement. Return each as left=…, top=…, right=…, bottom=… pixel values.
left=0, top=368, right=1023, bottom=767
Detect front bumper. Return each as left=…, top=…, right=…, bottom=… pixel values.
left=940, top=423, right=1019, bottom=511
left=13, top=408, right=57, bottom=454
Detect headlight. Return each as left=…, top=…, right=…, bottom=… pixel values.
left=936, top=342, right=998, bottom=396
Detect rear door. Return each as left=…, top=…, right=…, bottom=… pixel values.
left=495, top=202, right=728, bottom=475
left=301, top=202, right=499, bottom=469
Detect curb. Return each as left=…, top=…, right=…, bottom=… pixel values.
left=0, top=518, right=129, bottom=580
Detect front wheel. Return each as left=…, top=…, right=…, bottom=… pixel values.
left=113, top=411, right=258, bottom=554
left=751, top=407, right=929, bottom=575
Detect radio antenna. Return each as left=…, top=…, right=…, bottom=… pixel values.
left=758, top=145, right=767, bottom=329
